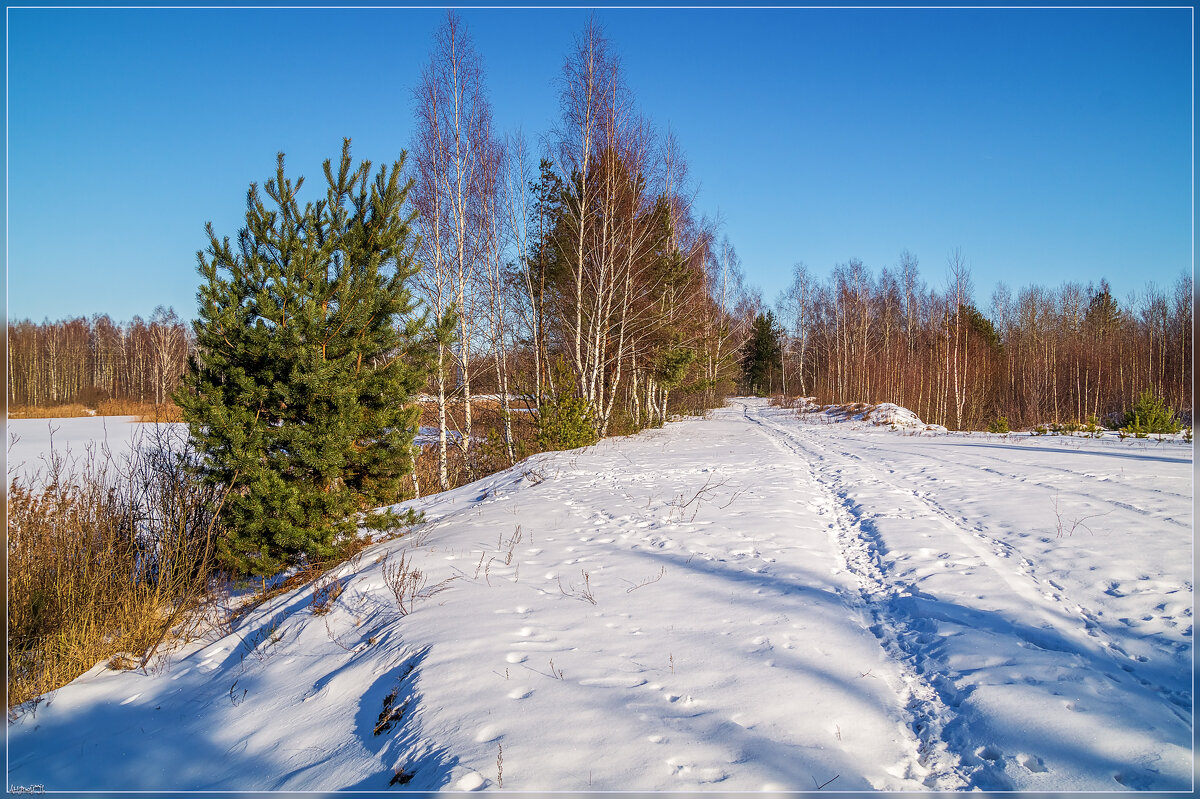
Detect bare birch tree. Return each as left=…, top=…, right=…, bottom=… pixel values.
left=412, top=10, right=497, bottom=485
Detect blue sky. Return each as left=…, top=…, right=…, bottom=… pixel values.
left=6, top=6, right=1192, bottom=323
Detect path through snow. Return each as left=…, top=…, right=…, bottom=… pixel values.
left=7, top=399, right=1192, bottom=791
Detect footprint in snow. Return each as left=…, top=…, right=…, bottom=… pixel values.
left=1018, top=754, right=1049, bottom=773
left=474, top=725, right=503, bottom=743
left=975, top=745, right=1002, bottom=763
left=664, top=693, right=698, bottom=706
left=666, top=757, right=728, bottom=783
left=730, top=712, right=756, bottom=729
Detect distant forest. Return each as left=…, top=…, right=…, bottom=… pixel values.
left=769, top=258, right=1192, bottom=430
left=8, top=263, right=1190, bottom=434
left=6, top=14, right=1192, bottom=438
left=8, top=307, right=189, bottom=409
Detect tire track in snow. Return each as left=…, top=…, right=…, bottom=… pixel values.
left=738, top=401, right=971, bottom=790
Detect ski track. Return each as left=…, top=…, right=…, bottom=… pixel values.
left=791, top=416, right=1186, bottom=695
left=858, top=437, right=1191, bottom=528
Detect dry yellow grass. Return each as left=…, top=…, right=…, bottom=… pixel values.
left=7, top=403, right=93, bottom=419
left=7, top=431, right=221, bottom=711
left=8, top=400, right=184, bottom=423
left=97, top=399, right=185, bottom=422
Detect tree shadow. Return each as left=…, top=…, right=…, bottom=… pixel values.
left=952, top=440, right=1192, bottom=466
left=623, top=540, right=1193, bottom=791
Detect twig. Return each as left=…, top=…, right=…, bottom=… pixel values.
left=623, top=566, right=665, bottom=593
left=813, top=774, right=840, bottom=790
left=1052, top=492, right=1113, bottom=538
left=557, top=569, right=596, bottom=604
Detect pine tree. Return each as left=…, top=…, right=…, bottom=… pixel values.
left=741, top=311, right=782, bottom=396
left=177, top=141, right=428, bottom=574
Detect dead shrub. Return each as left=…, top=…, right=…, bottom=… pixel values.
left=380, top=551, right=456, bottom=616
left=309, top=575, right=344, bottom=616
left=7, top=425, right=226, bottom=712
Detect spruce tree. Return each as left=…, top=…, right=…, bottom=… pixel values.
left=177, top=140, right=428, bottom=574
left=741, top=311, right=782, bottom=396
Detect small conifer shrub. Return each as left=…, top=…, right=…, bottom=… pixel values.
left=1118, top=389, right=1182, bottom=436
left=987, top=417, right=1010, bottom=434
left=537, top=394, right=598, bottom=452
left=178, top=141, right=428, bottom=575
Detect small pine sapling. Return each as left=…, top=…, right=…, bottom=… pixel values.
left=1119, top=389, right=1182, bottom=437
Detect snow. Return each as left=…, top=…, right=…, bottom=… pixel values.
left=791, top=398, right=947, bottom=433
left=6, top=416, right=152, bottom=482
left=7, top=399, right=1193, bottom=791
left=7, top=419, right=453, bottom=478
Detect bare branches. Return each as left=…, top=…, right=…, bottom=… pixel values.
left=381, top=551, right=458, bottom=616
left=666, top=474, right=730, bottom=521
left=1051, top=493, right=1113, bottom=538
left=622, top=566, right=664, bottom=593
left=557, top=569, right=596, bottom=605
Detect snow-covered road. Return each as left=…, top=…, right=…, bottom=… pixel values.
left=7, top=399, right=1192, bottom=791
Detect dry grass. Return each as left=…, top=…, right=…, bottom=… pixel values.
left=98, top=399, right=185, bottom=423
left=7, top=400, right=184, bottom=423
left=7, top=403, right=93, bottom=419
left=309, top=574, right=344, bottom=616
left=7, top=426, right=224, bottom=712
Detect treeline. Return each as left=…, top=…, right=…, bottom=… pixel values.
left=405, top=15, right=754, bottom=489
left=7, top=15, right=758, bottom=473
left=12, top=14, right=1190, bottom=444
left=7, top=308, right=191, bottom=408
left=768, top=252, right=1192, bottom=430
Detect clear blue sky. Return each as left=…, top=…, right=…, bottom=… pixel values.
left=6, top=6, right=1192, bottom=324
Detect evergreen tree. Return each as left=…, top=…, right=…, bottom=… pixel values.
left=1084, top=279, right=1123, bottom=331
left=741, top=311, right=782, bottom=396
left=177, top=141, right=428, bottom=574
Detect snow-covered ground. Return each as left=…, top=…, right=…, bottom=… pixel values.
left=7, top=399, right=1193, bottom=791
left=6, top=418, right=451, bottom=484
left=6, top=416, right=147, bottom=482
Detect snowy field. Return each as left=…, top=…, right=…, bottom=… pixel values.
left=6, top=415, right=148, bottom=481
left=7, top=399, right=1193, bottom=791
left=6, top=417, right=448, bottom=483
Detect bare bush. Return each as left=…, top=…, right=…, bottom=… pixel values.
left=7, top=425, right=226, bottom=711
left=557, top=569, right=596, bottom=605
left=309, top=575, right=344, bottom=616
left=1051, top=493, right=1113, bottom=538
left=382, top=551, right=457, bottom=616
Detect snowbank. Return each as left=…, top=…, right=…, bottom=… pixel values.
left=794, top=399, right=947, bottom=433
